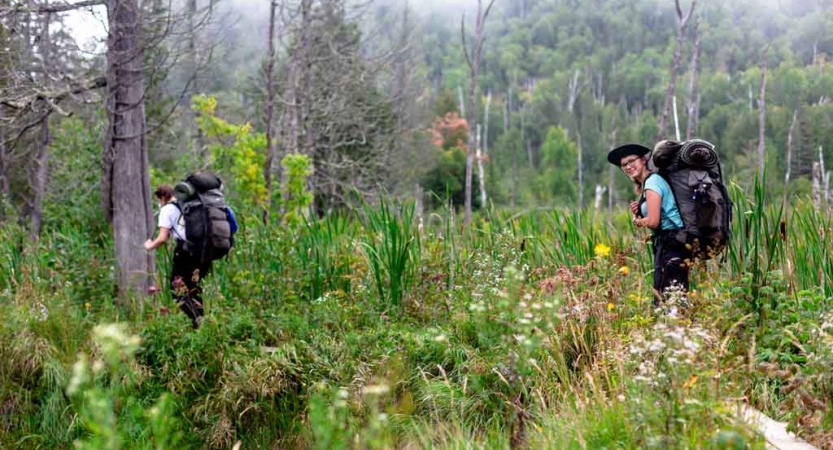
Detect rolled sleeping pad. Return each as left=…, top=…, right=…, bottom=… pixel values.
left=186, top=172, right=222, bottom=193
left=174, top=181, right=196, bottom=202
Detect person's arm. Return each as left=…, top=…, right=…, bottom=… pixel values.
left=144, top=227, right=171, bottom=250
left=634, top=190, right=662, bottom=229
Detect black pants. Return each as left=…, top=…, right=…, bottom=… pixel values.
left=171, top=241, right=212, bottom=328
left=652, top=230, right=690, bottom=303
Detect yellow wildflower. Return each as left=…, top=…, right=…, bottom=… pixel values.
left=594, top=243, right=611, bottom=258
left=618, top=266, right=630, bottom=276
left=84, top=302, right=92, bottom=312
left=607, top=302, right=615, bottom=312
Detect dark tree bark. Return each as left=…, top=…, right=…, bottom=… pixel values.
left=685, top=19, right=701, bottom=140
left=263, top=0, right=277, bottom=224
left=462, top=0, right=496, bottom=226
left=101, top=0, right=155, bottom=297
left=756, top=46, right=768, bottom=183
left=657, top=0, right=697, bottom=142
left=0, top=129, right=8, bottom=202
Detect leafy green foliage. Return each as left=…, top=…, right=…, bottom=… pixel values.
left=193, top=95, right=267, bottom=212
left=280, top=153, right=314, bottom=226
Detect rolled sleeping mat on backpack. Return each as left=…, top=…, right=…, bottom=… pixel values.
left=652, top=140, right=683, bottom=169
left=680, top=139, right=718, bottom=169
left=174, top=181, right=196, bottom=202
left=186, top=172, right=222, bottom=193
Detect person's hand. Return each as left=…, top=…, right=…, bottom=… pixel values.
left=630, top=201, right=640, bottom=216
left=633, top=217, right=644, bottom=228
left=144, top=239, right=155, bottom=250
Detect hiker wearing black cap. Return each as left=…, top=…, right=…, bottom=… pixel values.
left=608, top=143, right=690, bottom=304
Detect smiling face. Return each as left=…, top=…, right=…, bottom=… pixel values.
left=619, top=154, right=647, bottom=181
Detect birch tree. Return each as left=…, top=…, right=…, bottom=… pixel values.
left=657, top=0, right=697, bottom=142
left=461, top=0, right=496, bottom=226
left=756, top=46, right=768, bottom=183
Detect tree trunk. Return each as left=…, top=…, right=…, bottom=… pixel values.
left=186, top=0, right=204, bottom=159
left=503, top=98, right=509, bottom=131
left=415, top=183, right=423, bottom=230
left=577, top=131, right=583, bottom=208
left=458, top=85, right=466, bottom=118
left=784, top=109, right=797, bottom=204
left=757, top=46, right=769, bottom=183
left=657, top=0, right=697, bottom=142
left=567, top=69, right=580, bottom=113
left=30, top=11, right=52, bottom=241
left=483, top=90, right=491, bottom=155
left=476, top=124, right=487, bottom=208
left=607, top=128, right=618, bottom=218
left=511, top=142, right=518, bottom=209
left=30, top=116, right=50, bottom=241
left=813, top=162, right=821, bottom=212
left=821, top=146, right=828, bottom=209
left=263, top=0, right=277, bottom=224
left=685, top=19, right=701, bottom=140
left=0, top=130, right=8, bottom=203
left=101, top=0, right=155, bottom=297
left=462, top=0, right=496, bottom=226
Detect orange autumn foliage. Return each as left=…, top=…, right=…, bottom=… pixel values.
left=431, top=112, right=469, bottom=150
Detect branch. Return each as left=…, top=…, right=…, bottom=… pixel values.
left=461, top=13, right=473, bottom=72
left=483, top=0, right=497, bottom=22
left=1, top=0, right=105, bottom=14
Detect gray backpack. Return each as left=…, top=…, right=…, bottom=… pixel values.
left=653, top=139, right=733, bottom=260
left=174, top=172, right=233, bottom=263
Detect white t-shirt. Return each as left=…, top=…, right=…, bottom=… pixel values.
left=158, top=203, right=186, bottom=241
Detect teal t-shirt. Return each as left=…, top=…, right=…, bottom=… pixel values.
left=640, top=174, right=684, bottom=230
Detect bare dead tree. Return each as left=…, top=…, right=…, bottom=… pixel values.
left=461, top=0, right=496, bottom=226
left=29, top=10, right=52, bottom=241
left=270, top=0, right=405, bottom=212
left=101, top=0, right=155, bottom=297
left=263, top=0, right=277, bottom=223
left=685, top=18, right=701, bottom=140
left=566, top=69, right=584, bottom=208
left=476, top=124, right=485, bottom=208
left=756, top=46, right=768, bottom=183
left=577, top=132, right=583, bottom=208
left=480, top=90, right=491, bottom=207
left=0, top=0, right=105, bottom=15
left=784, top=109, right=798, bottom=204
left=657, top=0, right=697, bottom=142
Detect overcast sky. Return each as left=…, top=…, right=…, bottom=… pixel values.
left=62, top=0, right=804, bottom=54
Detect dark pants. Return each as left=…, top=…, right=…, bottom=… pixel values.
left=652, top=230, right=690, bottom=304
left=171, top=241, right=212, bottom=328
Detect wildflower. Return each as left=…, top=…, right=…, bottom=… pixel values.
left=66, top=355, right=90, bottom=396
left=362, top=384, right=390, bottom=396
left=594, top=243, right=611, bottom=258
left=607, top=302, right=615, bottom=312
left=618, top=265, right=630, bottom=276
left=433, top=334, right=447, bottom=342
left=84, top=302, right=92, bottom=312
